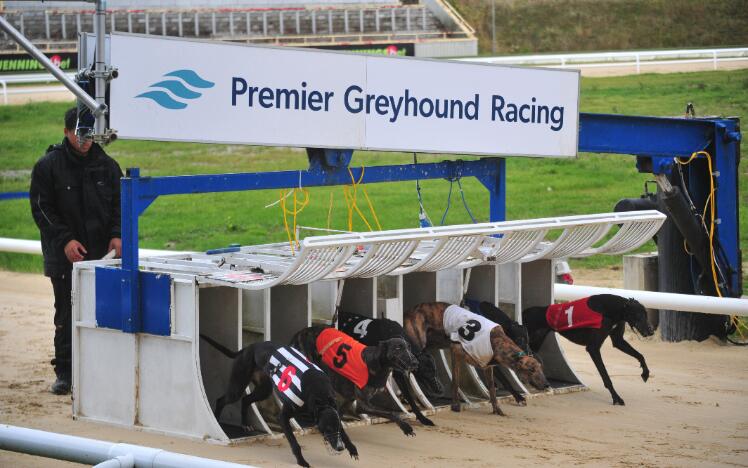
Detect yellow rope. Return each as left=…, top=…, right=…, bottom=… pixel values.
left=327, top=192, right=334, bottom=231
left=343, top=167, right=373, bottom=231
left=279, top=187, right=309, bottom=254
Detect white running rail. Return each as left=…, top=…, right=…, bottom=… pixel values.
left=0, top=71, right=75, bottom=104
left=459, top=47, right=748, bottom=74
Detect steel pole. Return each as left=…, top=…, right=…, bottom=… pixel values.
left=94, top=0, right=107, bottom=134
left=0, top=15, right=103, bottom=116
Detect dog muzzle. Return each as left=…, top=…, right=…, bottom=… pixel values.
left=323, top=433, right=344, bottom=455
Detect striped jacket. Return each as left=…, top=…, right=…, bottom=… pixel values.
left=265, top=345, right=323, bottom=410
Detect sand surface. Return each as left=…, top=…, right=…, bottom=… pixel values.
left=1, top=269, right=747, bottom=467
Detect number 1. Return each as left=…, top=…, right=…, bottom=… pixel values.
left=564, top=306, right=574, bottom=327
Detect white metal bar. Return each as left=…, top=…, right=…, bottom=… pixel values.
left=0, top=424, right=256, bottom=468
left=555, top=284, right=748, bottom=316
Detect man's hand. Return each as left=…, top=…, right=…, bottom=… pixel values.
left=108, top=237, right=122, bottom=258
left=64, top=240, right=87, bottom=263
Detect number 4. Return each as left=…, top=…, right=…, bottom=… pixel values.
left=564, top=306, right=574, bottom=327
left=353, top=319, right=372, bottom=338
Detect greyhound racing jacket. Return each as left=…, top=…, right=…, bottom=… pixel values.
left=443, top=304, right=498, bottom=367
left=545, top=297, right=603, bottom=332
left=265, top=345, right=323, bottom=410
left=316, top=328, right=369, bottom=389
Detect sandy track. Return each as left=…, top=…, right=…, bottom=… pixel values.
left=0, top=270, right=747, bottom=467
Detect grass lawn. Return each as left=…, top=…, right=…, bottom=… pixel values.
left=0, top=69, right=746, bottom=293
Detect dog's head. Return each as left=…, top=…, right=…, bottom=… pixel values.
left=623, top=298, right=654, bottom=337
left=312, top=395, right=345, bottom=453
left=412, top=350, right=443, bottom=394
left=492, top=327, right=550, bottom=391
left=514, top=354, right=550, bottom=391
left=380, top=337, right=419, bottom=372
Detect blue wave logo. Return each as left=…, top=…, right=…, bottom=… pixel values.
left=135, top=69, right=215, bottom=110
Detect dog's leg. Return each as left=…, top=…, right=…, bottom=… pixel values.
left=450, top=344, right=462, bottom=413
left=586, top=341, right=625, bottom=406
left=494, top=367, right=526, bottom=406
left=355, top=388, right=415, bottom=437
left=240, top=377, right=272, bottom=432
left=339, top=426, right=359, bottom=460
left=484, top=366, right=505, bottom=416
left=279, top=405, right=310, bottom=467
left=610, top=323, right=650, bottom=382
left=393, top=371, right=434, bottom=426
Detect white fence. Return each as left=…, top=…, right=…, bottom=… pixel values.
left=459, top=47, right=748, bottom=73
left=0, top=71, right=75, bottom=104
left=2, top=47, right=747, bottom=104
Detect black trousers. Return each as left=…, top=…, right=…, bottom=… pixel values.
left=50, top=273, right=72, bottom=377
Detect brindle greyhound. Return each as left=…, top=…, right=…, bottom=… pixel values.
left=520, top=294, right=654, bottom=406
left=290, top=326, right=420, bottom=436
left=403, top=302, right=549, bottom=415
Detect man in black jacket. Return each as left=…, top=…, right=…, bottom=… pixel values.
left=30, top=107, right=123, bottom=395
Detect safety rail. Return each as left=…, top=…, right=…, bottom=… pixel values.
left=460, top=47, right=748, bottom=73
left=0, top=71, right=75, bottom=104
left=136, top=210, right=666, bottom=290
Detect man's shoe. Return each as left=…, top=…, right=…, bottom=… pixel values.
left=50, top=376, right=71, bottom=395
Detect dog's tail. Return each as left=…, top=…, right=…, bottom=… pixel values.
left=199, top=334, right=241, bottom=359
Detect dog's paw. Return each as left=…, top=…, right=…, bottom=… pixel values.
left=450, top=403, right=461, bottom=413
left=641, top=369, right=650, bottom=382
left=612, top=397, right=625, bottom=406
left=241, top=424, right=255, bottom=434
left=297, top=459, right=311, bottom=468
left=418, top=416, right=436, bottom=426
left=492, top=408, right=506, bottom=416
left=400, top=422, right=416, bottom=437
left=349, top=449, right=359, bottom=460
left=514, top=396, right=527, bottom=406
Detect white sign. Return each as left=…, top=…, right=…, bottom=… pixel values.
left=110, top=33, right=580, bottom=158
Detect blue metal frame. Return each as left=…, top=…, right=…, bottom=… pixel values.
left=103, top=112, right=740, bottom=335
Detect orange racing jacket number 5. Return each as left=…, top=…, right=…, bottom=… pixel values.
left=316, top=328, right=369, bottom=389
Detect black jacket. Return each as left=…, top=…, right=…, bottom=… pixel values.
left=30, top=138, right=123, bottom=277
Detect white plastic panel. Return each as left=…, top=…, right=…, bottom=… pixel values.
left=77, top=327, right=136, bottom=425
left=138, top=335, right=225, bottom=441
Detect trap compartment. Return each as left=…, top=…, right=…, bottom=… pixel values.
left=498, top=259, right=585, bottom=390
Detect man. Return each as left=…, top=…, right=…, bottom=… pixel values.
left=30, top=107, right=123, bottom=395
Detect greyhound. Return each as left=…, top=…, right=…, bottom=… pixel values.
left=520, top=294, right=654, bottom=405
left=199, top=335, right=357, bottom=467
left=403, top=302, right=549, bottom=416
left=472, top=301, right=533, bottom=406
left=290, top=326, right=420, bottom=436
left=338, top=310, right=443, bottom=426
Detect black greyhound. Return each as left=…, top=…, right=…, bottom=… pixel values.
left=200, top=336, right=358, bottom=467
left=290, top=326, right=420, bottom=436
left=492, top=294, right=654, bottom=406
left=338, top=310, right=443, bottom=426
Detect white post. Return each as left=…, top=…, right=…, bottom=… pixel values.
left=713, top=50, right=718, bottom=70
left=1, top=80, right=7, bottom=105
left=636, top=53, right=640, bottom=74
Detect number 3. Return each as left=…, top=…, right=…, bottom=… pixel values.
left=458, top=319, right=482, bottom=341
